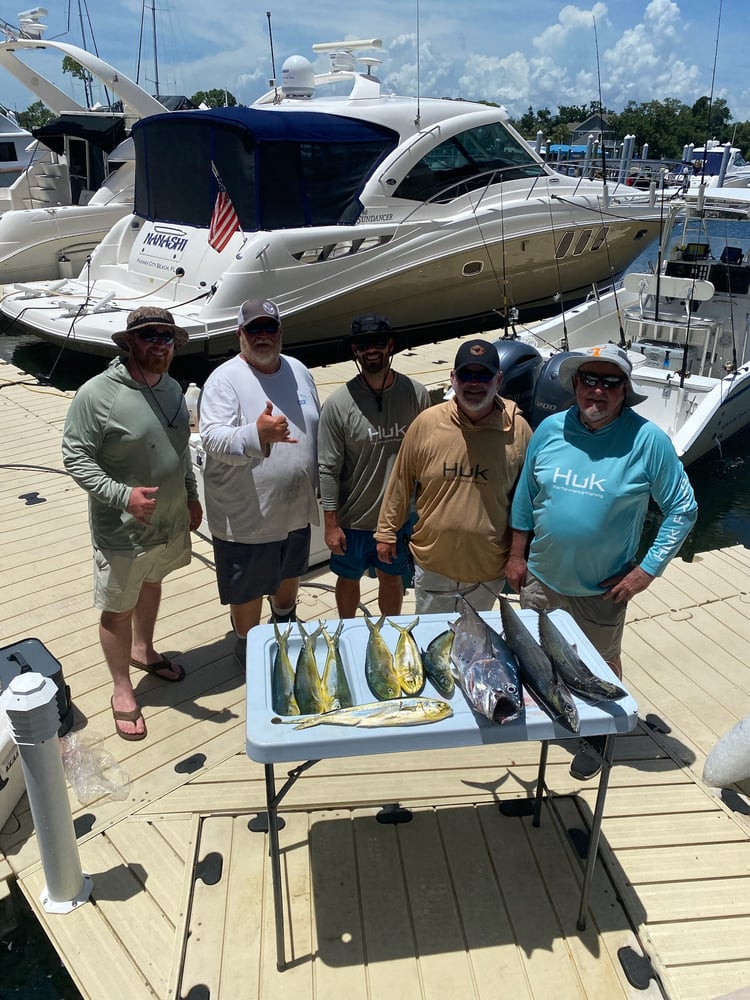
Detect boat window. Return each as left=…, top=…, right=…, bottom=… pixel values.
left=0, top=141, right=18, bottom=162
left=573, top=230, right=593, bottom=255
left=590, top=227, right=608, bottom=251
left=393, top=121, right=545, bottom=203
left=555, top=232, right=575, bottom=258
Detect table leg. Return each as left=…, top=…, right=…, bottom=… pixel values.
left=264, top=763, right=286, bottom=971
left=533, top=740, right=550, bottom=827
left=576, top=733, right=615, bottom=931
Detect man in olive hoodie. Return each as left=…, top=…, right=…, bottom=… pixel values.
left=62, top=307, right=202, bottom=740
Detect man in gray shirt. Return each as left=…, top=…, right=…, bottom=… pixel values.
left=318, top=314, right=431, bottom=617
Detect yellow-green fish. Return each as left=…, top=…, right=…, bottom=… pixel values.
left=321, top=621, right=353, bottom=709
left=293, top=621, right=328, bottom=715
left=421, top=629, right=455, bottom=697
left=364, top=613, right=401, bottom=700
left=280, top=697, right=453, bottom=729
left=387, top=616, right=425, bottom=696
left=271, top=621, right=299, bottom=715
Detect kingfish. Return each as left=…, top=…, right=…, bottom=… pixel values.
left=421, top=629, right=455, bottom=697
left=499, top=597, right=580, bottom=734
left=321, top=621, right=354, bottom=709
left=278, top=697, right=453, bottom=730
left=293, top=621, right=329, bottom=715
left=271, top=621, right=299, bottom=716
left=449, top=596, right=523, bottom=724
left=364, top=613, right=401, bottom=700
left=387, top=616, right=425, bottom=696
left=537, top=609, right=627, bottom=702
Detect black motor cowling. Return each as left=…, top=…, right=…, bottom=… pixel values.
left=492, top=339, right=544, bottom=422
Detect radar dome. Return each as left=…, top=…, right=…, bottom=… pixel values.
left=281, top=55, right=315, bottom=98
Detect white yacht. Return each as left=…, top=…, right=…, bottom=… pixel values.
left=0, top=38, right=663, bottom=356
left=0, top=107, right=33, bottom=185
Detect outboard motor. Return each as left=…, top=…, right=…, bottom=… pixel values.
left=528, top=351, right=581, bottom=428
left=492, top=339, right=544, bottom=423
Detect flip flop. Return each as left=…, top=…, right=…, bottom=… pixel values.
left=129, top=654, right=185, bottom=683
left=111, top=698, right=147, bottom=741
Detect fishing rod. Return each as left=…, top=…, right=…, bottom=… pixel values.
left=266, top=11, right=279, bottom=103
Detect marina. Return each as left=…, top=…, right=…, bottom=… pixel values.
left=1, top=334, right=750, bottom=1000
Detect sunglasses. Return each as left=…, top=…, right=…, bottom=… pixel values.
left=454, top=367, right=496, bottom=383
left=576, top=371, right=627, bottom=390
left=136, top=329, right=175, bottom=345
left=244, top=321, right=280, bottom=335
left=353, top=337, right=389, bottom=351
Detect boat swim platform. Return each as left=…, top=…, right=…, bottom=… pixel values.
left=1, top=342, right=750, bottom=1000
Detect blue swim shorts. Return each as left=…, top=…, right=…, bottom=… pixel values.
left=330, top=525, right=412, bottom=581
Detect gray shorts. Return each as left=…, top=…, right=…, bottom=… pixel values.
left=519, top=574, right=626, bottom=663
left=212, top=526, right=311, bottom=605
left=413, top=565, right=505, bottom=615
left=93, top=529, right=191, bottom=613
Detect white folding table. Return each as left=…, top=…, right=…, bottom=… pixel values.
left=245, top=608, right=638, bottom=970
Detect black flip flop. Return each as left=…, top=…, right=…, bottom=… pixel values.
left=130, top=654, right=186, bottom=682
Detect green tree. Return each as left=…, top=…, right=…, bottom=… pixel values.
left=191, top=89, right=237, bottom=108
left=16, top=100, right=55, bottom=130
left=61, top=54, right=93, bottom=106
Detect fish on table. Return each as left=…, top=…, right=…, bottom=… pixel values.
left=320, top=620, right=354, bottom=709
left=274, top=697, right=453, bottom=730
left=537, top=609, right=627, bottom=702
left=387, top=616, right=425, bottom=695
left=293, top=621, right=332, bottom=714
left=499, top=596, right=580, bottom=734
left=449, top=596, right=523, bottom=724
left=421, top=628, right=455, bottom=697
left=271, top=621, right=299, bottom=716
left=364, top=613, right=401, bottom=700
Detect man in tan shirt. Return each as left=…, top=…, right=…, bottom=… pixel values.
left=375, top=339, right=532, bottom=613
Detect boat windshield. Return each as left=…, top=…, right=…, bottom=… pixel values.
left=132, top=108, right=399, bottom=231
left=393, top=121, right=545, bottom=203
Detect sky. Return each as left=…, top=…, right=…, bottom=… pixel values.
left=1, top=0, right=749, bottom=130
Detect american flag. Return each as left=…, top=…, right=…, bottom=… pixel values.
left=208, top=164, right=240, bottom=253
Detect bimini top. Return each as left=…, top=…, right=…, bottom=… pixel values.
left=33, top=113, right=128, bottom=155
left=132, top=106, right=400, bottom=232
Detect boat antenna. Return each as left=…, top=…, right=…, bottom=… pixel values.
left=592, top=16, right=608, bottom=207
left=415, top=0, right=421, bottom=127
left=266, top=11, right=279, bottom=102
left=698, top=0, right=723, bottom=187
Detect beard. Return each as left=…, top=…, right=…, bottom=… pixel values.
left=455, top=382, right=496, bottom=413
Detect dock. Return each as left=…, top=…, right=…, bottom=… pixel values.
left=1, top=337, right=749, bottom=1000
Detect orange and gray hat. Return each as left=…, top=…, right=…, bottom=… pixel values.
left=112, top=306, right=189, bottom=349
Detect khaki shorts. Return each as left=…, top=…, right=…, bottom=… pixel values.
left=414, top=565, right=505, bottom=615
left=519, top=574, right=626, bottom=664
left=93, top=529, right=191, bottom=613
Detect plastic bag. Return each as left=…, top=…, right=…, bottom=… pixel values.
left=59, top=732, right=131, bottom=804
left=702, top=713, right=750, bottom=788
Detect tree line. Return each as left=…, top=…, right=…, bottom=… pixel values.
left=510, top=97, right=750, bottom=161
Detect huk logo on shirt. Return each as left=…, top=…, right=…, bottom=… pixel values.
left=552, top=467, right=606, bottom=493
left=443, top=461, right=489, bottom=481
left=368, top=422, right=407, bottom=443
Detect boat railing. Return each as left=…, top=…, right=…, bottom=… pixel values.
left=623, top=306, right=721, bottom=377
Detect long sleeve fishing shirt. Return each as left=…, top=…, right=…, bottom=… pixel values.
left=199, top=353, right=320, bottom=544
left=510, top=405, right=698, bottom=595
left=317, top=372, right=431, bottom=531
left=375, top=396, right=532, bottom=582
left=62, top=356, right=198, bottom=553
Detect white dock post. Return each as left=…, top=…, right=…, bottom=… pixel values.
left=2, top=672, right=93, bottom=913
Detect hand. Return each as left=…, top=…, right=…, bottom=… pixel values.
left=127, top=486, right=159, bottom=525
left=257, top=400, right=298, bottom=448
left=504, top=553, right=527, bottom=593
left=376, top=541, right=397, bottom=565
left=188, top=499, right=203, bottom=532
left=325, top=525, right=347, bottom=555
left=601, top=565, right=654, bottom=604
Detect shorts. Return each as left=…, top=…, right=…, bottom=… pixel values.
left=330, top=525, right=412, bottom=581
left=212, top=526, right=311, bottom=605
left=93, top=529, right=191, bottom=613
left=413, top=565, right=505, bottom=615
left=519, top=574, right=626, bottom=663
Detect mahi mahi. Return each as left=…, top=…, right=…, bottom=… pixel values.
left=537, top=609, right=627, bottom=702
left=277, top=697, right=453, bottom=730
left=421, top=629, right=455, bottom=697
left=499, top=597, right=580, bottom=733
left=293, top=621, right=329, bottom=714
left=449, top=596, right=523, bottom=724
left=387, top=616, right=425, bottom=695
left=364, top=613, right=401, bottom=700
left=321, top=621, right=354, bottom=709
left=271, top=621, right=299, bottom=716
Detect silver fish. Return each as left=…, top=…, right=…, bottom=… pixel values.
left=293, top=621, right=330, bottom=714
left=499, top=596, right=580, bottom=734
left=364, top=613, right=401, bottom=700
left=279, top=697, right=453, bottom=730
left=271, top=621, right=299, bottom=715
left=321, top=621, right=354, bottom=709
left=538, top=609, right=627, bottom=702
left=421, top=629, right=455, bottom=697
left=387, top=616, right=425, bottom=696
left=449, top=596, right=523, bottom=724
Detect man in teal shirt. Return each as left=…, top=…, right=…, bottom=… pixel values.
left=507, top=343, right=697, bottom=778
